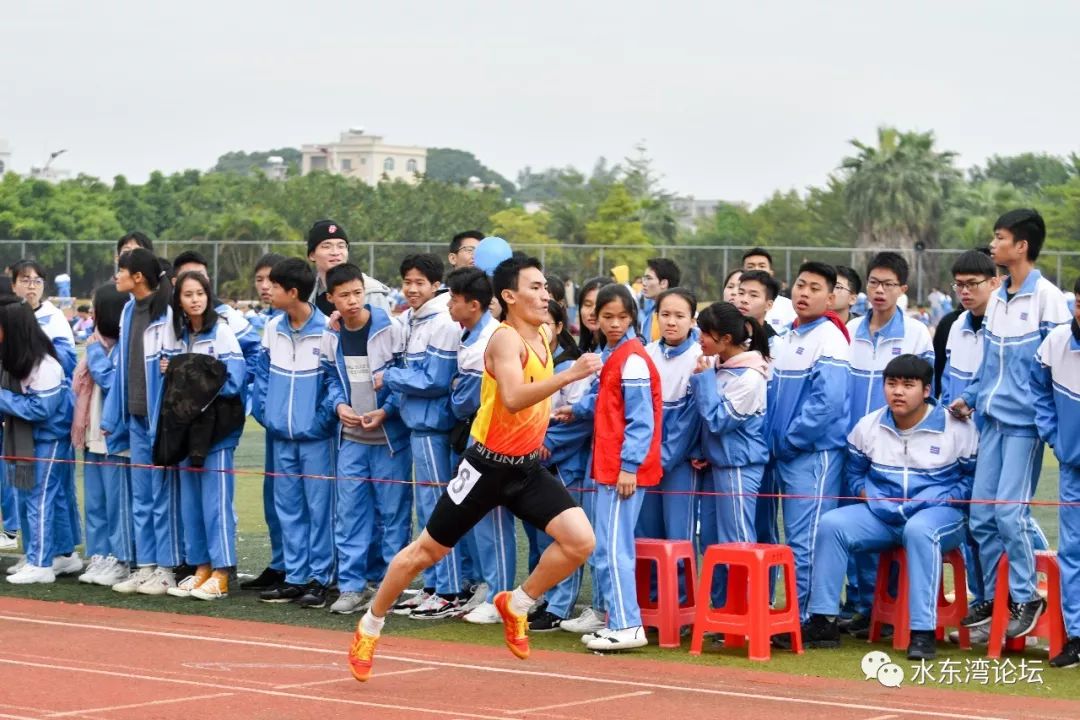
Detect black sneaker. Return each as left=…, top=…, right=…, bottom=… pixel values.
left=297, top=582, right=329, bottom=609
left=529, top=610, right=564, bottom=632
left=907, top=630, right=937, bottom=661
left=803, top=614, right=841, bottom=648
left=1006, top=597, right=1046, bottom=638
left=174, top=563, right=196, bottom=582
left=259, top=582, right=306, bottom=603
left=848, top=614, right=891, bottom=640
left=836, top=611, right=861, bottom=633
left=772, top=632, right=794, bottom=650
left=242, top=566, right=286, bottom=591
left=1049, top=636, right=1080, bottom=669
left=527, top=599, right=549, bottom=623
left=962, top=599, right=995, bottom=628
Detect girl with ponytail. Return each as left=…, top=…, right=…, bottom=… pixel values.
left=691, top=302, right=770, bottom=607
left=101, top=247, right=181, bottom=595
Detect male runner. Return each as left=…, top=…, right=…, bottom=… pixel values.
left=347, top=255, right=601, bottom=682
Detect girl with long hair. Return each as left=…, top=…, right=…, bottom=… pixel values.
left=576, top=277, right=611, bottom=353
left=101, top=247, right=179, bottom=595
left=0, top=299, right=75, bottom=585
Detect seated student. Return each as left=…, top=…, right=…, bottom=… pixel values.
left=797, top=355, right=977, bottom=660
left=766, top=262, right=850, bottom=625
left=162, top=271, right=246, bottom=601
left=254, top=259, right=336, bottom=609
left=1031, top=278, right=1080, bottom=669
left=0, top=298, right=75, bottom=585
left=72, top=285, right=134, bottom=588
left=320, top=264, right=412, bottom=615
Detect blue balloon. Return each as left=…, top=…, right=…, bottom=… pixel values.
left=474, top=236, right=512, bottom=275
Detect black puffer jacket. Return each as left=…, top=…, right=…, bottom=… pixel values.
left=153, top=353, right=246, bottom=468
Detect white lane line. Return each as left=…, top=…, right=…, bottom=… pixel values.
left=503, top=690, right=653, bottom=715
left=0, top=614, right=1009, bottom=720
left=862, top=715, right=899, bottom=720
left=46, top=693, right=234, bottom=717
left=274, top=666, right=435, bottom=689
left=0, top=658, right=509, bottom=720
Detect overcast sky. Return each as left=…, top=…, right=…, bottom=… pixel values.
left=3, top=1, right=1078, bottom=205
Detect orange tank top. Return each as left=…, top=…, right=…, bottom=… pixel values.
left=469, top=324, right=553, bottom=456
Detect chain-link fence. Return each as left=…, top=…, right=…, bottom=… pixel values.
left=2, top=239, right=1077, bottom=303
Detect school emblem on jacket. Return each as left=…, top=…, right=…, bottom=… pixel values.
left=795, top=346, right=805, bottom=355
left=930, top=446, right=940, bottom=455
left=1020, top=312, right=1029, bottom=321
left=892, top=347, right=902, bottom=355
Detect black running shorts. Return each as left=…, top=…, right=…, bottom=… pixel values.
left=425, top=444, right=579, bottom=548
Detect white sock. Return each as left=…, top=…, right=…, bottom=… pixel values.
left=361, top=610, right=385, bottom=637
left=509, top=586, right=535, bottom=616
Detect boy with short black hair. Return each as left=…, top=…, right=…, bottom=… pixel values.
left=449, top=230, right=484, bottom=268
left=320, top=263, right=412, bottom=615
left=940, top=250, right=998, bottom=407
left=253, top=258, right=336, bottom=609
left=1032, top=276, right=1080, bottom=668
left=378, top=253, right=467, bottom=618
left=766, top=261, right=850, bottom=625
left=115, top=232, right=153, bottom=264
left=639, top=258, right=681, bottom=342
left=742, top=247, right=797, bottom=329
left=834, top=265, right=862, bottom=324
left=737, top=270, right=780, bottom=340
left=801, top=354, right=977, bottom=661
left=951, top=209, right=1071, bottom=637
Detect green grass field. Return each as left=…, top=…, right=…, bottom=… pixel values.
left=1, top=418, right=1076, bottom=700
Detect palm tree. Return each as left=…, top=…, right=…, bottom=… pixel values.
left=842, top=127, right=960, bottom=253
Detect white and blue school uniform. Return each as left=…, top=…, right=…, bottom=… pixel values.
left=1032, top=321, right=1080, bottom=637
left=844, top=309, right=933, bottom=617
left=539, top=359, right=597, bottom=619
left=572, top=329, right=658, bottom=631
left=321, top=306, right=412, bottom=594
left=167, top=321, right=246, bottom=571
left=639, top=335, right=702, bottom=542
left=809, top=402, right=977, bottom=632
left=35, top=300, right=78, bottom=378
left=766, top=315, right=850, bottom=620
left=0, top=356, right=74, bottom=569
left=382, top=291, right=463, bottom=595
left=753, top=324, right=784, bottom=580
left=83, top=341, right=134, bottom=565
left=252, top=306, right=286, bottom=574
left=252, top=306, right=336, bottom=587
left=960, top=270, right=1070, bottom=605
left=449, top=312, right=515, bottom=600
left=101, top=302, right=180, bottom=569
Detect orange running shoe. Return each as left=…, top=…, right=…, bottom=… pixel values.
left=493, top=591, right=530, bottom=659
left=348, top=627, right=379, bottom=682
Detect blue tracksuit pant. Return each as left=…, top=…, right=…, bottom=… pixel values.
left=705, top=464, right=762, bottom=606
left=1059, top=464, right=1080, bottom=637
left=16, top=441, right=73, bottom=568
left=809, top=503, right=967, bottom=631
left=754, top=463, right=781, bottom=601
left=179, top=449, right=236, bottom=569
left=129, top=417, right=180, bottom=568
left=52, top=457, right=80, bottom=557
left=776, top=449, right=843, bottom=620
left=537, top=466, right=583, bottom=617
left=593, top=484, right=646, bottom=630
left=273, top=437, right=334, bottom=586
left=969, top=421, right=1043, bottom=604
left=263, top=436, right=284, bottom=571
left=0, top=437, right=17, bottom=534
left=636, top=461, right=699, bottom=603
left=412, top=433, right=462, bottom=594
left=450, top=449, right=488, bottom=589
left=472, top=507, right=517, bottom=601
left=336, top=439, right=412, bottom=592
left=84, top=452, right=133, bottom=561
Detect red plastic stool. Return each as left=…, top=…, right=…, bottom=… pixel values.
left=635, top=538, right=697, bottom=648
left=986, top=551, right=1067, bottom=659
left=868, top=547, right=970, bottom=650
left=689, top=543, right=803, bottom=661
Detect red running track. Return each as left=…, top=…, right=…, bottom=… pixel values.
left=0, top=597, right=1075, bottom=720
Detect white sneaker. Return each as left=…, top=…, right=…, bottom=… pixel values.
left=113, top=565, right=155, bottom=594
left=581, top=627, right=610, bottom=645
left=586, top=625, right=648, bottom=651
left=0, top=532, right=17, bottom=551
left=391, top=589, right=430, bottom=616
left=561, top=607, right=606, bottom=634
left=93, top=557, right=129, bottom=587
left=463, top=601, right=501, bottom=624
left=6, top=564, right=56, bottom=585
left=52, top=552, right=83, bottom=576
left=167, top=573, right=206, bottom=598
left=137, top=567, right=176, bottom=596
left=190, top=575, right=228, bottom=601
left=78, top=555, right=106, bottom=584
left=5, top=556, right=26, bottom=576
left=331, top=590, right=369, bottom=615
left=459, top=582, right=490, bottom=614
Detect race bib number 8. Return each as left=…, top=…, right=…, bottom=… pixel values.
left=448, top=459, right=482, bottom=505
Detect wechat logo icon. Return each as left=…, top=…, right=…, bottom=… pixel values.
left=861, top=650, right=905, bottom=688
